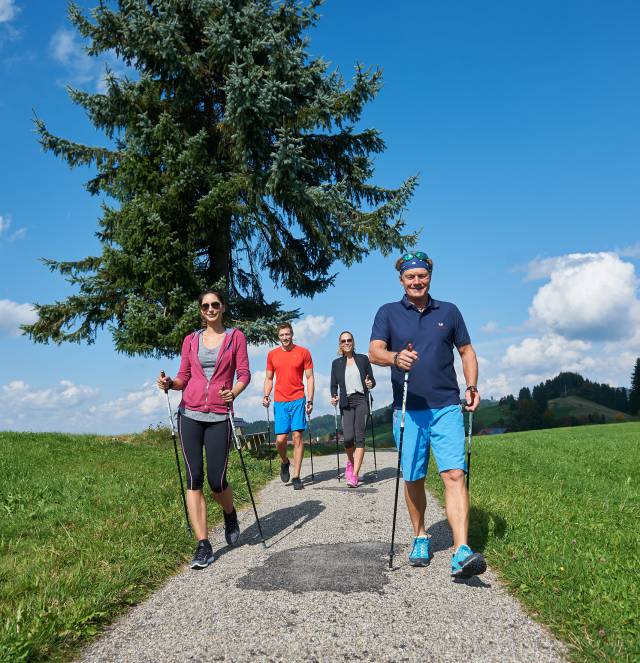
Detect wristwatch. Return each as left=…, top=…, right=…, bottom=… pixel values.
left=466, top=385, right=478, bottom=393
left=307, top=400, right=313, bottom=405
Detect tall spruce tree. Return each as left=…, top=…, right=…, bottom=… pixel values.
left=630, top=358, right=640, bottom=415
left=25, top=0, right=417, bottom=357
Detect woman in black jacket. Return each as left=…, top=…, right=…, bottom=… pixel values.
left=330, top=331, right=376, bottom=487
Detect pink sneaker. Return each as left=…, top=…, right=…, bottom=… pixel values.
left=347, top=474, right=358, bottom=488
left=345, top=460, right=354, bottom=483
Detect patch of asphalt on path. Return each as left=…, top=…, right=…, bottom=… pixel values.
left=78, top=451, right=567, bottom=663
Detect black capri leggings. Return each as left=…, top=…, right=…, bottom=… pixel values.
left=177, top=414, right=231, bottom=492
left=341, top=392, right=368, bottom=449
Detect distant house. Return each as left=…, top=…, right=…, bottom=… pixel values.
left=477, top=427, right=508, bottom=436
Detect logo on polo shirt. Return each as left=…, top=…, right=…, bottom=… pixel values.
left=438, top=321, right=444, bottom=327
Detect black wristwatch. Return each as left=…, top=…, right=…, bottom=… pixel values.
left=466, top=385, right=478, bottom=394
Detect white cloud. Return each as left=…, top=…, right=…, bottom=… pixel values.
left=94, top=380, right=180, bottom=420
left=0, top=214, right=25, bottom=241
left=1, top=379, right=98, bottom=412
left=0, top=0, right=17, bottom=23
left=292, top=314, right=335, bottom=346
left=481, top=321, right=499, bottom=333
left=502, top=334, right=593, bottom=373
left=528, top=252, right=640, bottom=341
left=0, top=379, right=181, bottom=434
left=8, top=227, right=26, bottom=241
left=50, top=28, right=129, bottom=93
left=0, top=299, right=38, bottom=335
left=617, top=241, right=640, bottom=259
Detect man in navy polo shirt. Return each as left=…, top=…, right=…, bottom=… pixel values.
left=369, top=251, right=487, bottom=578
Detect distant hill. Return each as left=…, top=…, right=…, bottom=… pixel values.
left=548, top=395, right=632, bottom=422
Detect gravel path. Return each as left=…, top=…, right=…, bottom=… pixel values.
left=78, top=451, right=567, bottom=663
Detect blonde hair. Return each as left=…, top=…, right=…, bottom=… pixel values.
left=337, top=331, right=356, bottom=356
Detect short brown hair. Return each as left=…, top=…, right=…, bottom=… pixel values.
left=276, top=322, right=293, bottom=334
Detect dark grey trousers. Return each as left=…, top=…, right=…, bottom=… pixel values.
left=341, top=392, right=368, bottom=449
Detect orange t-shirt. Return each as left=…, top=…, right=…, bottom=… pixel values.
left=266, top=345, right=313, bottom=402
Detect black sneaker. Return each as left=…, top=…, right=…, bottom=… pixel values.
left=292, top=477, right=304, bottom=490
left=190, top=540, right=214, bottom=570
left=224, top=508, right=240, bottom=546
left=280, top=461, right=291, bottom=483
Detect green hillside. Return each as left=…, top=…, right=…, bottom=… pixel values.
left=548, top=395, right=633, bottom=422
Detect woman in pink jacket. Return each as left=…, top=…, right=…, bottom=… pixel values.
left=157, top=289, right=251, bottom=569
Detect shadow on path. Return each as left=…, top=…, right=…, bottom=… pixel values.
left=237, top=541, right=390, bottom=594
left=222, top=499, right=326, bottom=554
left=301, top=465, right=396, bottom=486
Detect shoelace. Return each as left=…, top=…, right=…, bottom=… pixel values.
left=195, top=542, right=211, bottom=561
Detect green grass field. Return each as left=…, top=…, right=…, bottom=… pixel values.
left=0, top=429, right=271, bottom=663
left=426, top=422, right=640, bottom=663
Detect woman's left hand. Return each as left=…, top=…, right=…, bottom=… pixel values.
left=219, top=388, right=235, bottom=403
left=365, top=375, right=374, bottom=390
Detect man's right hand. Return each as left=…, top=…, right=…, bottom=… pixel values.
left=262, top=395, right=271, bottom=408
left=395, top=347, right=419, bottom=371
left=330, top=395, right=339, bottom=406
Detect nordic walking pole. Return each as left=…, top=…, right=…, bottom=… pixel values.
left=160, top=371, right=191, bottom=535
left=265, top=403, right=273, bottom=477
left=368, top=392, right=378, bottom=477
left=307, top=410, right=315, bottom=482
left=460, top=399, right=474, bottom=490
left=389, top=345, right=412, bottom=569
left=467, top=410, right=474, bottom=490
left=333, top=404, right=341, bottom=481
left=227, top=396, right=267, bottom=548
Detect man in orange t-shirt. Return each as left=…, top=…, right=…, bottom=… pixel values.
left=263, top=322, right=314, bottom=490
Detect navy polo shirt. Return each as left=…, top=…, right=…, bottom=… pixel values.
left=370, top=295, right=471, bottom=410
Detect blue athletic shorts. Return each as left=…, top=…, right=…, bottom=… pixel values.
left=393, top=404, right=465, bottom=481
left=274, top=397, right=307, bottom=435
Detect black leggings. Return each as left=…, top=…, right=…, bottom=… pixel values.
left=341, top=392, right=368, bottom=449
left=177, top=414, right=231, bottom=492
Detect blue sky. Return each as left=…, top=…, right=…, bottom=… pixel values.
left=1, top=0, right=639, bottom=433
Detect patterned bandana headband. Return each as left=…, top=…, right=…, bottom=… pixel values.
left=398, top=252, right=433, bottom=274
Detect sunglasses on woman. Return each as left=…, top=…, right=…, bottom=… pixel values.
left=340, top=338, right=353, bottom=344
left=200, top=302, right=222, bottom=311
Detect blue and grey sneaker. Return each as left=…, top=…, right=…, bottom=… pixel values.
left=190, top=540, right=214, bottom=570
left=408, top=536, right=431, bottom=567
left=450, top=544, right=487, bottom=578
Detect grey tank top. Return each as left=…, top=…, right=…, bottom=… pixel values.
left=183, top=332, right=228, bottom=423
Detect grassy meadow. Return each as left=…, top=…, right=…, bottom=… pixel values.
left=427, top=422, right=640, bottom=663
left=0, top=428, right=271, bottom=662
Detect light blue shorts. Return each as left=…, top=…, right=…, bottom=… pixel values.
left=274, top=397, right=307, bottom=435
left=393, top=404, right=465, bottom=481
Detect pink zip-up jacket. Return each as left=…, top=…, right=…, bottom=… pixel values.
left=176, top=328, right=251, bottom=414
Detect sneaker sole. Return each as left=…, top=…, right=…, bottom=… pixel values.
left=190, top=554, right=214, bottom=569
left=409, top=557, right=431, bottom=567
left=451, top=553, right=487, bottom=578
